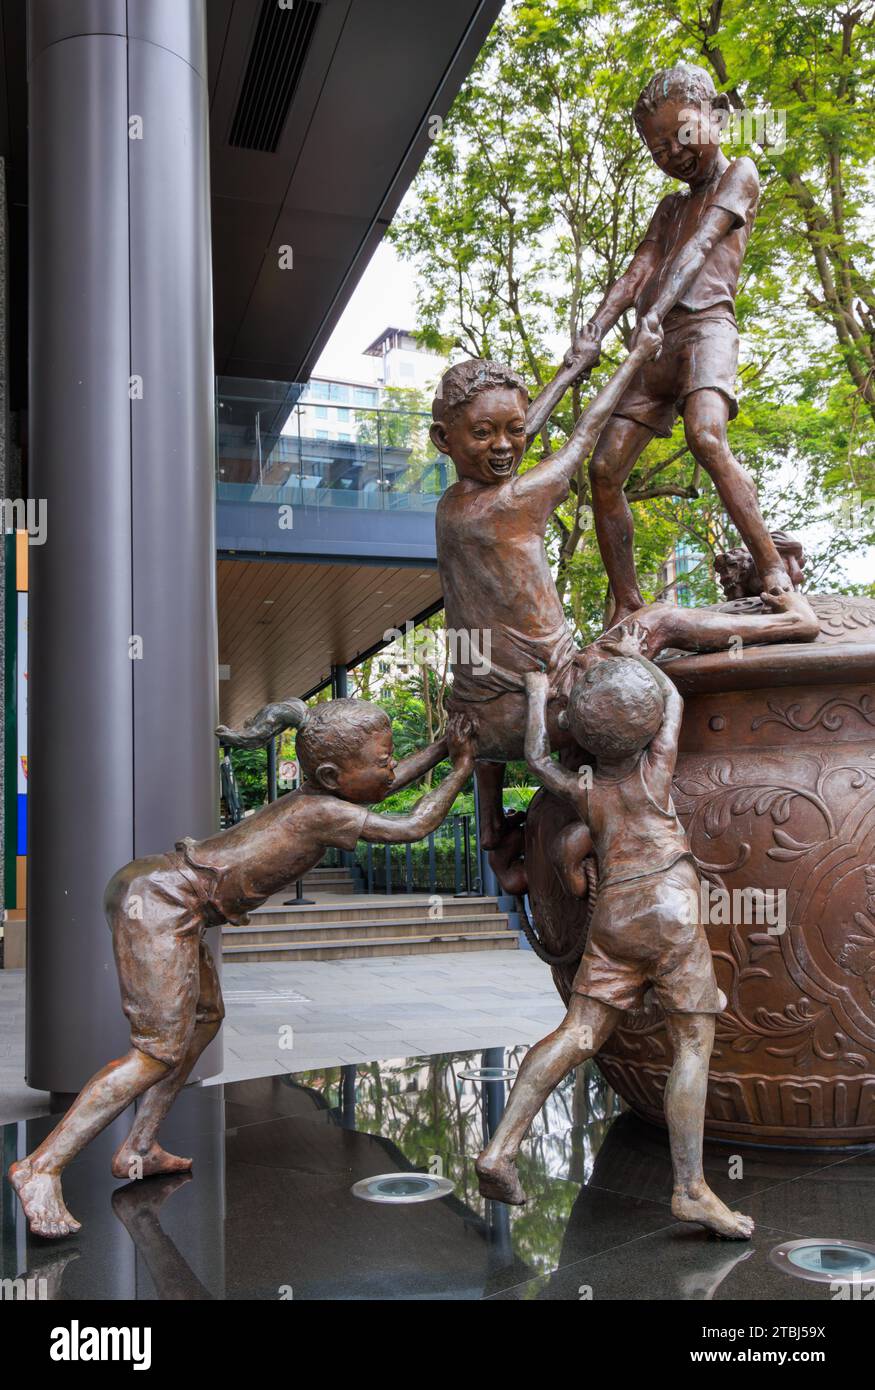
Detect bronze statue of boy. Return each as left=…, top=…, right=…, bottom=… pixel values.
left=476, top=633, right=754, bottom=1239
left=568, top=62, right=795, bottom=622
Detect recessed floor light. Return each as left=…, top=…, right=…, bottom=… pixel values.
left=769, top=1238, right=875, bottom=1284
left=458, top=1066, right=516, bottom=1083
left=351, top=1173, right=455, bottom=1204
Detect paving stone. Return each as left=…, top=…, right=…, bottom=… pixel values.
left=0, top=951, right=557, bottom=1119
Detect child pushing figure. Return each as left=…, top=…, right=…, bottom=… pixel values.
left=475, top=628, right=755, bottom=1240
left=9, top=699, right=475, bottom=1238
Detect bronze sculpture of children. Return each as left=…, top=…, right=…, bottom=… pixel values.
left=430, top=350, right=817, bottom=863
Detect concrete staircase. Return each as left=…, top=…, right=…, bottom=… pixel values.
left=221, top=893, right=519, bottom=963
left=298, top=864, right=363, bottom=896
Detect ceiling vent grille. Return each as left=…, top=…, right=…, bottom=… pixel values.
left=228, top=0, right=321, bottom=153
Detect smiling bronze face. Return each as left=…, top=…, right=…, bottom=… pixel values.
left=638, top=96, right=724, bottom=187
left=430, top=386, right=529, bottom=485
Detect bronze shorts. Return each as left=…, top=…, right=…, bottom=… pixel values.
left=571, top=858, right=725, bottom=1016
left=105, top=853, right=225, bottom=1067
left=613, top=313, right=739, bottom=438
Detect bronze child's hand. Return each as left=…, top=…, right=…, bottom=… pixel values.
left=524, top=669, right=550, bottom=695
left=629, top=310, right=664, bottom=361
left=446, top=712, right=477, bottom=763
left=599, top=619, right=650, bottom=660
left=563, top=322, right=602, bottom=378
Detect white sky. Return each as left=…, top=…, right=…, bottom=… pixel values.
left=313, top=242, right=420, bottom=382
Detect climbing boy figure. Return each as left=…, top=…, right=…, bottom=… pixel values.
left=475, top=630, right=755, bottom=1240
left=567, top=62, right=804, bottom=623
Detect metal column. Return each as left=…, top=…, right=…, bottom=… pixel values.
left=26, top=0, right=220, bottom=1090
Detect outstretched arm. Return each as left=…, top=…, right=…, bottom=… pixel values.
left=649, top=592, right=819, bottom=657
left=523, top=671, right=582, bottom=809
left=629, top=647, right=683, bottom=796
left=598, top=588, right=819, bottom=666
left=641, top=653, right=683, bottom=775
left=362, top=757, right=472, bottom=844
left=390, top=737, right=449, bottom=792
left=526, top=240, right=662, bottom=446
left=513, top=323, right=662, bottom=509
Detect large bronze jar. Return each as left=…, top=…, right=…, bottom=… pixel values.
left=528, top=595, right=875, bottom=1147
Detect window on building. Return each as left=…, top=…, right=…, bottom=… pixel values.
left=315, top=405, right=328, bottom=420
left=328, top=382, right=350, bottom=403
left=354, top=387, right=378, bottom=407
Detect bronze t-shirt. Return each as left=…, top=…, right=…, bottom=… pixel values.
left=175, top=792, right=369, bottom=925
left=635, top=156, right=760, bottom=319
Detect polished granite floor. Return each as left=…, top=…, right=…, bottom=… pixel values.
left=2, top=1048, right=874, bottom=1301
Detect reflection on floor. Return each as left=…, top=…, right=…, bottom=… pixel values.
left=2, top=1048, right=874, bottom=1300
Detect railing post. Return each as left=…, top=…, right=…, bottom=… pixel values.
left=471, top=773, right=486, bottom=896
left=296, top=404, right=303, bottom=495
left=405, top=842, right=414, bottom=893
left=428, top=832, right=436, bottom=893
left=376, top=411, right=385, bottom=508
left=385, top=842, right=392, bottom=895
left=267, top=735, right=277, bottom=803
left=366, top=842, right=374, bottom=894
left=453, top=814, right=462, bottom=895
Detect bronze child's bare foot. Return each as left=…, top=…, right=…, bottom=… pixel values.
left=475, top=1153, right=527, bottom=1205
left=111, top=1141, right=193, bottom=1180
left=671, top=1183, right=755, bottom=1240
left=9, top=1160, right=82, bottom=1239
left=760, top=566, right=794, bottom=598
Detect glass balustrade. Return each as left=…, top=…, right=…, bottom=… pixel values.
left=216, top=375, right=449, bottom=514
